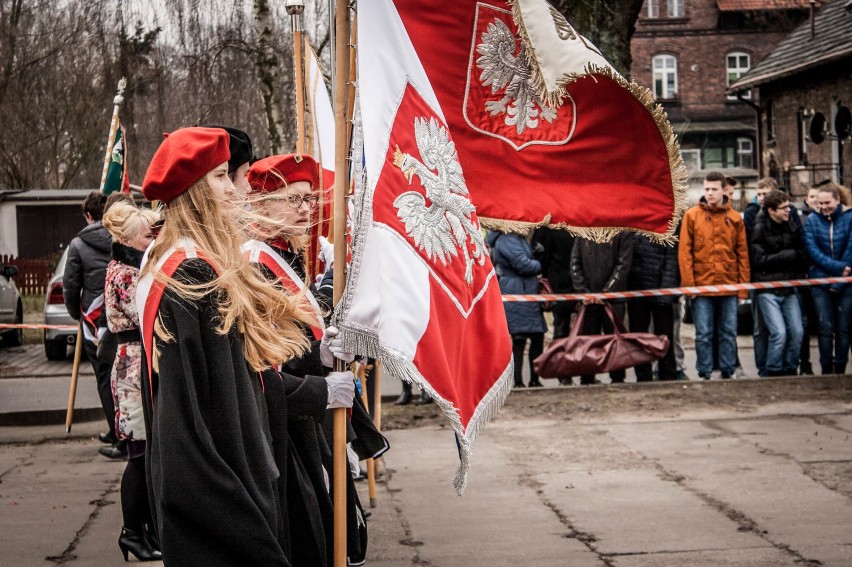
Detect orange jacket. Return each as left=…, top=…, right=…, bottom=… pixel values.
left=678, top=198, right=750, bottom=297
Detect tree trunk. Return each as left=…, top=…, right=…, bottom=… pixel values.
left=548, top=0, right=644, bottom=77
left=253, top=0, right=288, bottom=154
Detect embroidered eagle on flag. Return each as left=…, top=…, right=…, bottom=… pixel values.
left=392, top=117, right=487, bottom=285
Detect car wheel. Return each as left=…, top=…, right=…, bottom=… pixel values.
left=45, top=338, right=68, bottom=360
left=2, top=302, right=24, bottom=347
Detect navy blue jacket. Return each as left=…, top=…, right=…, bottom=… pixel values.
left=488, top=231, right=546, bottom=334
left=804, top=206, right=852, bottom=290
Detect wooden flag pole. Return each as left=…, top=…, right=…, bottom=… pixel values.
left=331, top=0, right=351, bottom=564
left=69, top=78, right=126, bottom=433
left=359, top=362, right=378, bottom=508
left=65, top=326, right=83, bottom=433
left=288, top=4, right=307, bottom=155
left=98, top=78, right=127, bottom=192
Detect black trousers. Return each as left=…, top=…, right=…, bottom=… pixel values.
left=580, top=303, right=626, bottom=384
left=628, top=299, right=677, bottom=381
left=512, top=333, right=544, bottom=385
left=551, top=300, right=578, bottom=340
left=85, top=330, right=117, bottom=437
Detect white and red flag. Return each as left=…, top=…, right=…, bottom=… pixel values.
left=364, top=0, right=687, bottom=242
left=335, top=1, right=515, bottom=493
left=304, top=44, right=336, bottom=277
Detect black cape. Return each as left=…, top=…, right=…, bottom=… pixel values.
left=140, top=259, right=290, bottom=566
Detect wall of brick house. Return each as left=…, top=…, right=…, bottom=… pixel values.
left=630, top=0, right=793, bottom=123
left=760, top=62, right=852, bottom=199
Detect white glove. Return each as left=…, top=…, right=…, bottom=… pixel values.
left=320, top=326, right=356, bottom=368
left=318, top=236, right=335, bottom=271
left=326, top=370, right=356, bottom=409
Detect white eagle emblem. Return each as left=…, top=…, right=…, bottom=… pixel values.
left=392, top=117, right=487, bottom=285
left=476, top=18, right=557, bottom=135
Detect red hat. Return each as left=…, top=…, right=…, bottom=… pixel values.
left=142, top=127, right=231, bottom=203
left=247, top=154, right=319, bottom=194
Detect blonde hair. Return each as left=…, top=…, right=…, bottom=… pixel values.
left=102, top=201, right=159, bottom=243
left=143, top=180, right=312, bottom=371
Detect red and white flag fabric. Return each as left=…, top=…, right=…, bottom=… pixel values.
left=366, top=0, right=687, bottom=242
left=304, top=44, right=336, bottom=278
left=335, top=1, right=515, bottom=494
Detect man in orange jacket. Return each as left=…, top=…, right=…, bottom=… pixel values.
left=679, top=171, right=750, bottom=379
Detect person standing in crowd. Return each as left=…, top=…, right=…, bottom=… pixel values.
left=63, top=191, right=125, bottom=459
left=487, top=229, right=546, bottom=388
left=532, top=226, right=576, bottom=385
left=803, top=182, right=852, bottom=375
left=627, top=234, right=679, bottom=381
left=744, top=177, right=779, bottom=377
left=101, top=202, right=162, bottom=562
left=138, top=127, right=352, bottom=565
left=796, top=185, right=821, bottom=375
left=570, top=232, right=634, bottom=385
left=246, top=153, right=378, bottom=566
left=679, top=171, right=750, bottom=380
left=750, top=190, right=808, bottom=376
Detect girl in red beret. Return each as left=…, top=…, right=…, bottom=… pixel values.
left=137, top=129, right=354, bottom=566
left=243, top=154, right=386, bottom=566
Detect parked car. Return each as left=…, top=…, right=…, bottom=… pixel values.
left=43, top=248, right=77, bottom=360
left=0, top=262, right=23, bottom=347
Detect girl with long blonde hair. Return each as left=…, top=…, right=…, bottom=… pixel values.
left=137, top=127, right=353, bottom=566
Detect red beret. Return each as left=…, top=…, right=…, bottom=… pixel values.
left=247, top=154, right=319, bottom=194
left=142, top=127, right=231, bottom=203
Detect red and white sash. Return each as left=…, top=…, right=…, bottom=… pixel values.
left=242, top=239, right=325, bottom=340
left=136, top=238, right=214, bottom=405
left=81, top=294, right=105, bottom=344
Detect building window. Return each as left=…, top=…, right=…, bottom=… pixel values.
left=667, top=0, right=685, bottom=17
left=647, top=0, right=659, bottom=18
left=681, top=149, right=701, bottom=172
left=727, top=52, right=751, bottom=100
left=737, top=138, right=754, bottom=169
left=652, top=54, right=678, bottom=100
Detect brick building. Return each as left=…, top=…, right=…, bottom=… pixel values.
left=631, top=0, right=809, bottom=200
left=728, top=0, right=852, bottom=199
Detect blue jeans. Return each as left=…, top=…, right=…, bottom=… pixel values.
left=692, top=296, right=738, bottom=376
left=810, top=286, right=852, bottom=374
left=756, top=292, right=803, bottom=375
left=751, top=291, right=768, bottom=377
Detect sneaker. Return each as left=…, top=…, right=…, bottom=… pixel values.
left=734, top=366, right=746, bottom=379
left=698, top=372, right=710, bottom=380
left=675, top=371, right=690, bottom=381
left=721, top=371, right=732, bottom=379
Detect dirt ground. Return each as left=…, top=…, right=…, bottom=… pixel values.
left=382, top=375, right=852, bottom=431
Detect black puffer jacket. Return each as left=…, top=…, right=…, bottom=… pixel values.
left=570, top=233, right=634, bottom=300
left=628, top=234, right=680, bottom=304
left=750, top=209, right=808, bottom=290
left=63, top=222, right=112, bottom=320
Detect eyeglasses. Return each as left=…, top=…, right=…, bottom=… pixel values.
left=281, top=194, right=320, bottom=210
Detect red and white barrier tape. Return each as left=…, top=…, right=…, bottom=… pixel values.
left=0, top=323, right=78, bottom=330
left=502, top=276, right=852, bottom=303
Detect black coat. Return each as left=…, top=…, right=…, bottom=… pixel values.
left=63, top=222, right=112, bottom=321
left=531, top=226, right=575, bottom=292
left=141, top=259, right=290, bottom=566
left=571, top=233, right=634, bottom=299
left=750, top=209, right=808, bottom=289
left=628, top=235, right=680, bottom=304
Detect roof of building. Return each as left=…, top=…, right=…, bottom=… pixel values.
left=729, top=0, right=852, bottom=91
left=717, top=0, right=812, bottom=11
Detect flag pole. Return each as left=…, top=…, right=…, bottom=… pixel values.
left=331, top=0, right=351, bottom=564
left=287, top=2, right=307, bottom=154
left=98, top=78, right=127, bottom=191
left=69, top=78, right=126, bottom=433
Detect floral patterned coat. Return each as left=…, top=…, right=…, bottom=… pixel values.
left=104, top=243, right=145, bottom=441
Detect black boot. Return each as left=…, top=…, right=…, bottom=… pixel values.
left=118, top=527, right=162, bottom=562
left=414, top=390, right=433, bottom=405
left=394, top=382, right=412, bottom=405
